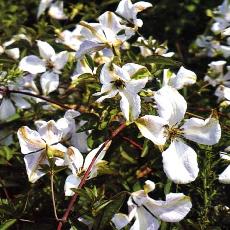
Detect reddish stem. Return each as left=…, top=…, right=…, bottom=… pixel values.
left=57, top=123, right=126, bottom=230
left=122, top=136, right=143, bottom=151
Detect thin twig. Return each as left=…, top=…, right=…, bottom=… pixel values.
left=57, top=123, right=126, bottom=230
left=122, top=136, right=143, bottom=151
left=50, top=171, right=61, bottom=221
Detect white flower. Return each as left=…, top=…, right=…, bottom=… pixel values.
left=94, top=62, right=148, bottom=121
left=64, top=141, right=111, bottom=196
left=19, top=40, right=68, bottom=95
left=37, top=0, right=67, bottom=20
left=76, top=11, right=134, bottom=58
left=163, top=67, right=197, bottom=90
left=219, top=149, right=230, bottom=184
left=136, top=86, right=221, bottom=184
left=112, top=180, right=192, bottom=230
left=17, top=120, right=67, bottom=183
left=116, top=0, right=152, bottom=29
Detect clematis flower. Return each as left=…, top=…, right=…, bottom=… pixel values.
left=94, top=62, right=149, bottom=121
left=64, top=141, right=111, bottom=196
left=211, top=0, right=230, bottom=34
left=219, top=148, right=230, bottom=184
left=116, top=0, right=152, bottom=29
left=163, top=67, right=197, bottom=90
left=0, top=74, right=31, bottom=121
left=37, top=0, right=67, bottom=20
left=112, top=180, right=192, bottom=230
left=17, top=120, right=67, bottom=183
left=136, top=86, right=221, bottom=184
left=76, top=11, right=134, bottom=58
left=19, top=40, right=68, bottom=95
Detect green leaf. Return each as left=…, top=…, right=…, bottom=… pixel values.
left=139, top=55, right=182, bottom=67
left=0, top=146, right=14, bottom=161
left=0, top=219, right=17, bottom=230
left=131, top=67, right=151, bottom=80
left=164, top=179, right=172, bottom=195
left=141, top=139, right=149, bottom=157
left=92, top=192, right=127, bottom=230
left=85, top=54, right=94, bottom=71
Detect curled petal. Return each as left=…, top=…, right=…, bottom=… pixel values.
left=162, top=140, right=199, bottom=184
left=136, top=115, right=167, bottom=145
left=182, top=117, right=221, bottom=145
left=17, top=126, right=45, bottom=154
left=145, top=193, right=192, bottom=222
left=64, top=174, right=81, bottom=196
left=119, top=91, right=141, bottom=121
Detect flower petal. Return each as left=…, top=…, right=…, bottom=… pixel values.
left=38, top=120, right=63, bottom=145
left=182, top=117, right=221, bottom=145
left=112, top=213, right=130, bottom=230
left=17, top=126, right=45, bottom=154
left=83, top=141, right=111, bottom=178
left=11, top=94, right=31, bottom=109
left=64, top=174, right=81, bottom=196
left=145, top=193, right=192, bottom=222
left=154, top=86, right=187, bottom=126
left=37, top=40, right=55, bottom=60
left=119, top=90, right=141, bottom=121
left=51, top=51, right=68, bottom=71
left=162, top=140, right=199, bottom=184
left=0, top=98, right=16, bottom=121
left=37, top=0, right=52, bottom=18
left=48, top=1, right=68, bottom=20
left=19, top=55, right=46, bottom=74
left=135, top=115, right=167, bottom=145
left=24, top=151, right=47, bottom=183
left=219, top=165, right=230, bottom=184
left=40, top=71, right=59, bottom=95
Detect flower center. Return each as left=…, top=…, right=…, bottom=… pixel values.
left=164, top=125, right=184, bottom=140
left=112, top=79, right=125, bottom=89
left=46, top=60, right=54, bottom=70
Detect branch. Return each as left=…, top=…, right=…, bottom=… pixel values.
left=57, top=123, right=126, bottom=230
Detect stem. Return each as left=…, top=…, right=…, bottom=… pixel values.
left=122, top=136, right=143, bottom=151
left=0, top=176, right=12, bottom=202
left=57, top=123, right=126, bottom=230
left=185, top=112, right=204, bottom=119
left=0, top=88, right=74, bottom=110
left=50, top=171, right=61, bottom=221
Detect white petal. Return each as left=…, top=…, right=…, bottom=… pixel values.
left=76, top=41, right=106, bottom=59
left=64, top=109, right=80, bottom=119
left=112, top=213, right=130, bottom=230
left=182, top=117, right=221, bottom=145
left=24, top=151, right=47, bottom=183
left=48, top=1, right=68, bottom=20
left=83, top=141, right=111, bottom=178
left=145, top=193, right=192, bottom=222
left=64, top=174, right=81, bottom=196
left=66, top=146, right=84, bottom=173
left=169, top=66, right=197, bottom=90
left=71, top=132, right=90, bottom=153
left=131, top=206, right=159, bottom=230
left=144, top=180, right=156, bottom=193
left=5, top=48, right=20, bottom=59
left=126, top=78, right=148, bottom=93
left=154, top=86, right=187, bottom=126
left=11, top=94, right=31, bottom=109
left=116, top=0, right=133, bottom=21
left=95, top=87, right=118, bottom=103
left=19, top=55, right=46, bottom=74
left=162, top=140, right=199, bottom=184
left=37, top=40, right=55, bottom=60
left=215, top=85, right=230, bottom=101
left=17, top=126, right=45, bottom=154
left=98, top=11, right=123, bottom=34
left=0, top=98, right=16, bottom=121
left=37, top=0, right=52, bottom=18
left=40, top=71, right=59, bottom=95
left=51, top=51, right=68, bottom=71
left=38, top=120, right=63, bottom=145
left=134, top=2, right=153, bottom=13
left=219, top=165, right=230, bottom=184
left=135, top=115, right=167, bottom=145
left=119, top=91, right=141, bottom=121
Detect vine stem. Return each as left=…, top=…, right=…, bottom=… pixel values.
left=50, top=171, right=61, bottom=221
left=0, top=88, right=74, bottom=110
left=57, top=123, right=126, bottom=230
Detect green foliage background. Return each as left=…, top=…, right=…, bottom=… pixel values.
left=0, top=0, right=230, bottom=229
